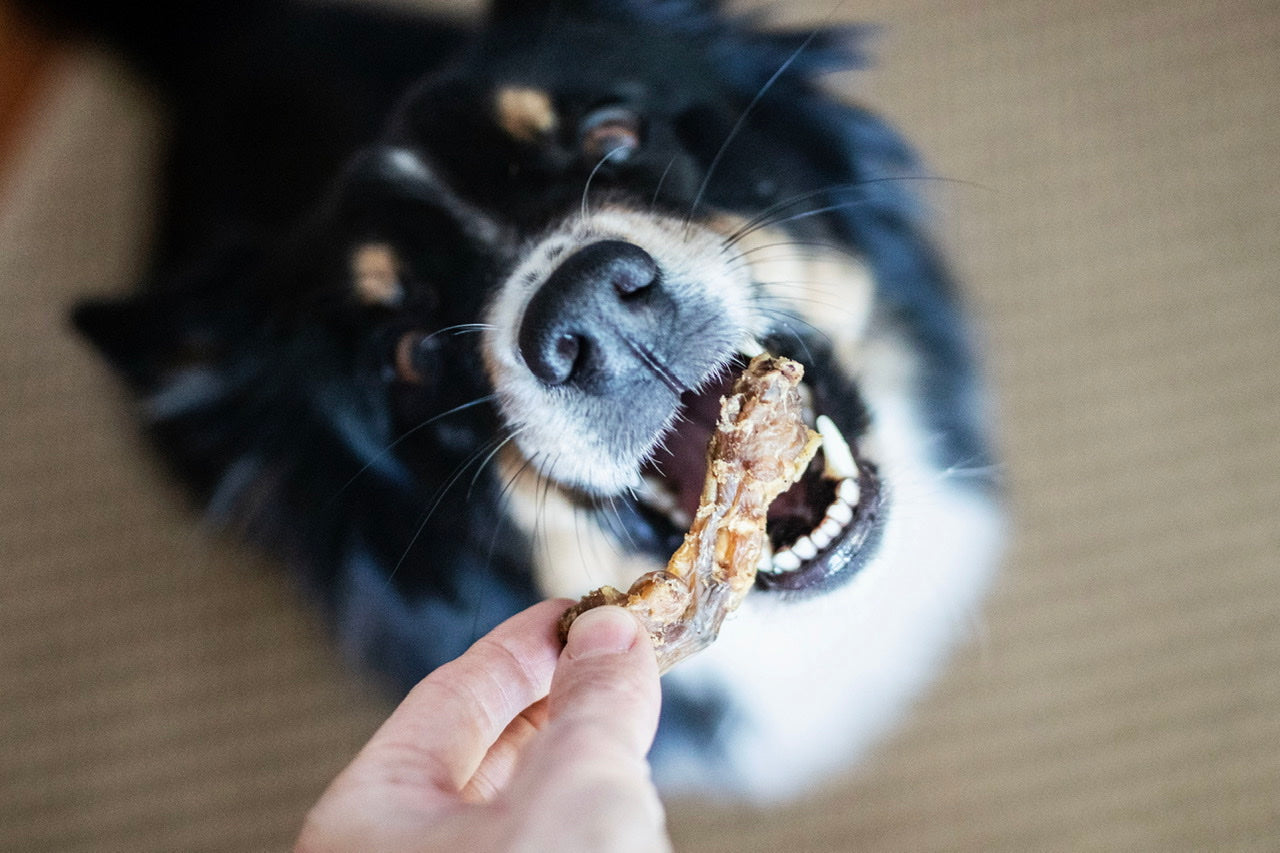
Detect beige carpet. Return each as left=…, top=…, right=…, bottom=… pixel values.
left=3, top=1, right=1278, bottom=850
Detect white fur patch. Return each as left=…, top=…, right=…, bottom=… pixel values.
left=481, top=208, right=766, bottom=494
left=483, top=205, right=998, bottom=800
left=658, top=323, right=1002, bottom=799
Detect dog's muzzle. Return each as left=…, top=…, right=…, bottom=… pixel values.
left=518, top=240, right=683, bottom=395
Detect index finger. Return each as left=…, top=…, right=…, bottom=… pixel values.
left=360, top=598, right=571, bottom=795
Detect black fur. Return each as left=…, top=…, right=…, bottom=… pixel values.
left=42, top=0, right=992, bottom=775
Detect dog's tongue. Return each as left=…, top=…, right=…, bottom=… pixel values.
left=643, top=368, right=738, bottom=519
left=644, top=363, right=826, bottom=540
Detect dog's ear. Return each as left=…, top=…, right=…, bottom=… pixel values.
left=72, top=293, right=181, bottom=391
left=71, top=250, right=259, bottom=393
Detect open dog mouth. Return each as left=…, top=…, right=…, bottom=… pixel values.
left=636, top=357, right=884, bottom=594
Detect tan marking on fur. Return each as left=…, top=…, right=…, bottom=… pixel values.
left=717, top=220, right=876, bottom=377
left=351, top=242, right=402, bottom=306
left=495, top=445, right=665, bottom=598
left=494, top=86, right=558, bottom=144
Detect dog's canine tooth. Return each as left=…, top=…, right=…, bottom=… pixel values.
left=837, top=477, right=861, bottom=506
left=816, top=414, right=858, bottom=480
left=755, top=528, right=777, bottom=574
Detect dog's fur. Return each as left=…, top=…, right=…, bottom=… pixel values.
left=33, top=0, right=1001, bottom=798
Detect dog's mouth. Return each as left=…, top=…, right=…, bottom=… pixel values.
left=635, top=358, right=884, bottom=594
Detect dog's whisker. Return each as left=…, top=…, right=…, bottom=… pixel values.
left=466, top=427, right=524, bottom=501
left=753, top=281, right=866, bottom=317
left=756, top=314, right=818, bottom=363
left=758, top=304, right=834, bottom=341
left=602, top=494, right=641, bottom=555
left=326, top=394, right=496, bottom=505
left=720, top=182, right=869, bottom=250
left=581, top=147, right=627, bottom=222
left=442, top=323, right=495, bottom=337
left=650, top=155, right=679, bottom=212
left=733, top=198, right=877, bottom=244
left=480, top=431, right=536, bottom=580
left=685, top=23, right=830, bottom=232
left=435, top=322, right=495, bottom=334
left=725, top=175, right=988, bottom=248
left=720, top=175, right=984, bottom=249
left=729, top=237, right=866, bottom=265
left=535, top=454, right=566, bottom=574
left=383, top=430, right=510, bottom=589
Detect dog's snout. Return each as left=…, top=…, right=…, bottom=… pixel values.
left=518, top=240, right=665, bottom=390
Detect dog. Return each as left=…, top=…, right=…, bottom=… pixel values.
left=33, top=0, right=1002, bottom=798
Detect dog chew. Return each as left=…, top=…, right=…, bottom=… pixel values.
left=557, top=354, right=821, bottom=673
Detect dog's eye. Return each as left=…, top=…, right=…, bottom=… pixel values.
left=579, top=106, right=642, bottom=163
left=392, top=329, right=441, bottom=386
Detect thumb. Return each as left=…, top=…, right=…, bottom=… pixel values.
left=552, top=605, right=663, bottom=753
left=503, top=606, right=669, bottom=851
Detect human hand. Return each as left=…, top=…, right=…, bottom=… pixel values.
left=296, top=600, right=670, bottom=853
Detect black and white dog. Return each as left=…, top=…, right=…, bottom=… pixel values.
left=41, top=0, right=1001, bottom=798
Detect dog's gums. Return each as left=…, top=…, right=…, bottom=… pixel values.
left=637, top=357, right=884, bottom=594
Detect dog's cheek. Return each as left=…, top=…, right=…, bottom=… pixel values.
left=737, top=226, right=876, bottom=376
left=494, top=444, right=665, bottom=597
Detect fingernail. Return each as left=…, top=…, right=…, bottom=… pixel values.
left=565, top=606, right=641, bottom=659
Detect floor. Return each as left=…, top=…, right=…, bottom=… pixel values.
left=2, top=1, right=1278, bottom=849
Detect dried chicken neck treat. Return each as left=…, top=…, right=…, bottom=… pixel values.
left=558, top=354, right=821, bottom=673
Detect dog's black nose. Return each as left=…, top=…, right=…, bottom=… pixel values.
left=518, top=240, right=664, bottom=390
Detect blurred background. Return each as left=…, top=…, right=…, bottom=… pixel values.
left=2, top=0, right=1277, bottom=849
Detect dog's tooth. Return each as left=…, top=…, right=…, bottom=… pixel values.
left=638, top=475, right=691, bottom=528
left=755, top=539, right=775, bottom=573
left=638, top=476, right=675, bottom=508
left=795, top=384, right=817, bottom=429
left=816, top=415, right=858, bottom=480
left=818, top=516, right=844, bottom=539
left=772, top=549, right=802, bottom=572
left=790, top=535, right=818, bottom=561
left=837, top=477, right=861, bottom=506
left=809, top=527, right=833, bottom=549
left=825, top=501, right=853, bottom=526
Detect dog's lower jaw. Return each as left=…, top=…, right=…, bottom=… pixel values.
left=498, top=315, right=1000, bottom=798
left=656, top=334, right=1002, bottom=799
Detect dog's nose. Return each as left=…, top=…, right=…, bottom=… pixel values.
left=518, top=240, right=666, bottom=390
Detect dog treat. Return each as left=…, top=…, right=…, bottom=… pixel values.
left=558, top=355, right=821, bottom=673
